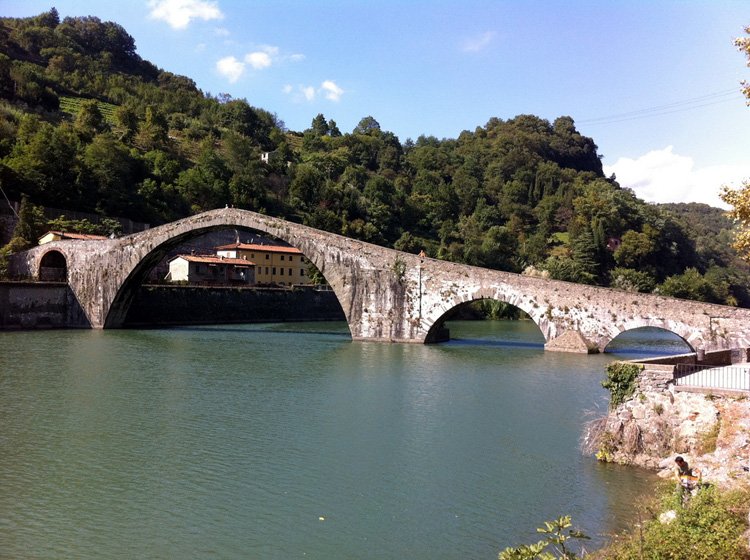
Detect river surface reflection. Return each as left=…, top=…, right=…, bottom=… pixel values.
left=0, top=321, right=687, bottom=559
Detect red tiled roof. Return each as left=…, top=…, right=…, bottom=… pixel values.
left=44, top=231, right=109, bottom=241
left=215, top=242, right=303, bottom=255
left=170, top=254, right=256, bottom=266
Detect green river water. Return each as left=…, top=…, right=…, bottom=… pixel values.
left=0, top=320, right=689, bottom=559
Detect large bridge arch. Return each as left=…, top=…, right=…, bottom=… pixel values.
left=98, top=210, right=358, bottom=329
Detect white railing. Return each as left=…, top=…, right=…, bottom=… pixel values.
left=674, top=364, right=750, bottom=392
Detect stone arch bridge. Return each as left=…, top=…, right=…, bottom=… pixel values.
left=10, top=208, right=750, bottom=353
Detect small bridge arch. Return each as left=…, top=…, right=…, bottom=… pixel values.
left=424, top=294, right=542, bottom=343
left=600, top=323, right=696, bottom=354
left=38, top=249, right=67, bottom=282
left=603, top=326, right=695, bottom=355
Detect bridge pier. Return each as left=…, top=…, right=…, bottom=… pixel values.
left=544, top=330, right=600, bottom=354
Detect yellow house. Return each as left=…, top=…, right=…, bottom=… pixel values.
left=215, top=242, right=308, bottom=286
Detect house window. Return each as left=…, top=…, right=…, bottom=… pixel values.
left=265, top=267, right=269, bottom=275
left=265, top=254, right=269, bottom=260
left=272, top=267, right=276, bottom=275
left=281, top=255, right=285, bottom=261
left=280, top=268, right=284, bottom=276
left=288, top=268, right=292, bottom=276
left=301, top=269, right=305, bottom=277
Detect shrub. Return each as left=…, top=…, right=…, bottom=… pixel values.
left=602, top=362, right=642, bottom=408
left=596, top=485, right=750, bottom=559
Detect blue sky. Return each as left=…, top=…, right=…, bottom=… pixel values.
left=5, top=1, right=750, bottom=208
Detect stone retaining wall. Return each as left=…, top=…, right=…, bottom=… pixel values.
left=0, top=282, right=346, bottom=330
left=123, top=284, right=346, bottom=326
left=0, top=281, right=89, bottom=329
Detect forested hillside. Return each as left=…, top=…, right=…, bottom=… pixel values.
left=1, top=9, right=748, bottom=305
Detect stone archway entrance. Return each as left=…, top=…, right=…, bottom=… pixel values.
left=39, top=250, right=67, bottom=281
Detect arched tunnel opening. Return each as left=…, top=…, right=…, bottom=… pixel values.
left=603, top=327, right=693, bottom=359
left=117, top=227, right=347, bottom=332
left=425, top=298, right=545, bottom=348
left=39, top=250, right=67, bottom=281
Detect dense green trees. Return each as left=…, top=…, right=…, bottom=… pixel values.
left=1, top=11, right=749, bottom=305
left=719, top=26, right=750, bottom=262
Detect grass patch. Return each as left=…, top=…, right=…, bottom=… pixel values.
left=697, top=419, right=721, bottom=454
left=59, top=96, right=118, bottom=125
left=592, top=484, right=750, bottom=559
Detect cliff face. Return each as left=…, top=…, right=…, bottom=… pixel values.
left=590, top=363, right=750, bottom=488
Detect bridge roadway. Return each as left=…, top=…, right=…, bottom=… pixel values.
left=10, top=208, right=750, bottom=353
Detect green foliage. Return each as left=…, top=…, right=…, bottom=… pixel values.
left=594, top=431, right=618, bottom=462
left=4, top=195, right=46, bottom=252
left=657, top=267, right=729, bottom=304
left=392, top=256, right=406, bottom=282
left=602, top=362, right=642, bottom=408
left=696, top=420, right=721, bottom=455
left=473, top=299, right=523, bottom=320
left=306, top=262, right=326, bottom=285
left=598, top=485, right=750, bottom=560
left=59, top=96, right=117, bottom=125
left=46, top=215, right=122, bottom=236
left=610, top=267, right=656, bottom=293
left=499, top=516, right=590, bottom=560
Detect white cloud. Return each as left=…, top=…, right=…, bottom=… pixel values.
left=148, top=0, right=224, bottom=29
left=604, top=146, right=750, bottom=209
left=282, top=81, right=345, bottom=103
left=462, top=31, right=495, bottom=52
left=214, top=26, right=230, bottom=37
left=289, top=53, right=306, bottom=62
left=246, top=51, right=272, bottom=69
left=245, top=46, right=278, bottom=69
left=320, top=80, right=344, bottom=102
left=302, top=86, right=316, bottom=101
left=216, top=55, right=244, bottom=83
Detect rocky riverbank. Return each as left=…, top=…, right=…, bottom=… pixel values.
left=586, top=358, right=750, bottom=489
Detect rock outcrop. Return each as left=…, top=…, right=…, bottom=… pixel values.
left=590, top=359, right=750, bottom=488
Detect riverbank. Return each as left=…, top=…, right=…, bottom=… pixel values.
left=586, top=351, right=750, bottom=488
left=577, top=351, right=750, bottom=558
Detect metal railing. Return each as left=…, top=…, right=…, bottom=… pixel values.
left=674, top=363, right=750, bottom=392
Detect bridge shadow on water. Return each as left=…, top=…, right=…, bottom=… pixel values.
left=166, top=324, right=352, bottom=339
left=446, top=337, right=544, bottom=350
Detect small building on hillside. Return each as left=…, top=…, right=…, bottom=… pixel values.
left=166, top=254, right=255, bottom=285
left=38, top=231, right=108, bottom=244
left=215, top=242, right=307, bottom=286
